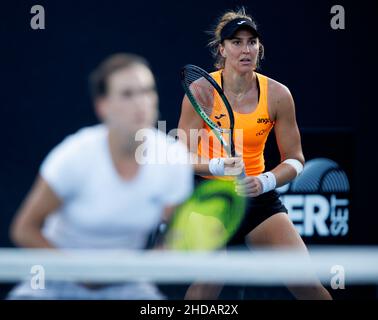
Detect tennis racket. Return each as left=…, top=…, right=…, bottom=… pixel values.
left=162, top=178, right=247, bottom=251
left=181, top=64, right=245, bottom=178
left=151, top=65, right=249, bottom=251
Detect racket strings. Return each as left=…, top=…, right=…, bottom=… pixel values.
left=183, top=70, right=214, bottom=116
left=183, top=69, right=231, bottom=128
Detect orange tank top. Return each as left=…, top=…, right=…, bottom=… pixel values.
left=197, top=70, right=274, bottom=177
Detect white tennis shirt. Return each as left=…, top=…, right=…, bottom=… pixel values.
left=40, top=124, right=193, bottom=249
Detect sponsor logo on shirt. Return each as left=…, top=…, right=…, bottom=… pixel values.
left=257, top=118, right=273, bottom=125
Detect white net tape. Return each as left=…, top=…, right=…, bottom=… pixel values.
left=0, top=247, right=377, bottom=285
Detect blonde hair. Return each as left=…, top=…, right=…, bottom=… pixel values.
left=208, top=7, right=264, bottom=70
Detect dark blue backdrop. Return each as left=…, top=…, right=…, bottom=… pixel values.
left=0, top=0, right=377, bottom=299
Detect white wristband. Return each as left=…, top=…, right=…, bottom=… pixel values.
left=282, top=159, right=304, bottom=177
left=209, top=158, right=225, bottom=176
left=257, top=172, right=277, bottom=193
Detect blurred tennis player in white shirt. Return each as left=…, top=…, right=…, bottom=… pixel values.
left=8, top=53, right=193, bottom=299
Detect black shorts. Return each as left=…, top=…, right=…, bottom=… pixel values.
left=195, top=175, right=288, bottom=247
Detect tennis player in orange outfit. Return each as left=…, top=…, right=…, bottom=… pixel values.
left=178, top=8, right=332, bottom=300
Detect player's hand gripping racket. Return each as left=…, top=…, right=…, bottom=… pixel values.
left=181, top=64, right=246, bottom=178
